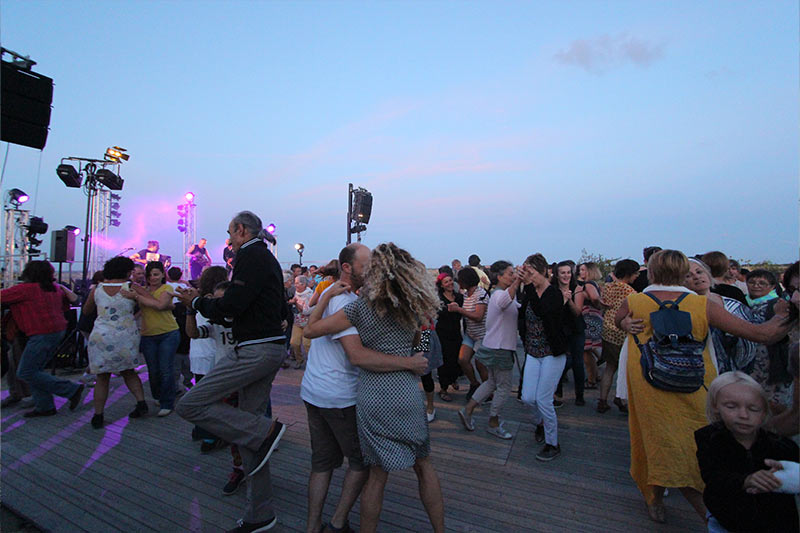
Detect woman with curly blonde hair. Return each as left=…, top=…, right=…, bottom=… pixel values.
left=304, top=242, right=445, bottom=533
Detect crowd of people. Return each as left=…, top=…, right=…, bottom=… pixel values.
left=2, top=219, right=799, bottom=532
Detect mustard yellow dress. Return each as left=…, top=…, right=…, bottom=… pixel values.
left=625, top=292, right=717, bottom=505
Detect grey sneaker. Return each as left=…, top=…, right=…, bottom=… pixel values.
left=536, top=444, right=561, bottom=462
left=457, top=408, right=475, bottom=431
left=486, top=424, right=512, bottom=440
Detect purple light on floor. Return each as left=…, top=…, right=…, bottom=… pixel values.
left=80, top=416, right=129, bottom=474
left=189, top=497, right=203, bottom=531
left=2, top=419, right=26, bottom=436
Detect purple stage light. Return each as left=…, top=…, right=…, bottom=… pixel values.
left=184, top=192, right=195, bottom=202
left=266, top=223, right=276, bottom=234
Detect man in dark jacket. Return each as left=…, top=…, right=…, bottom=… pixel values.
left=176, top=211, right=285, bottom=533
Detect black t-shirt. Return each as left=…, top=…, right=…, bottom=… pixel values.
left=631, top=269, right=649, bottom=293
left=223, top=247, right=236, bottom=270
left=137, top=249, right=163, bottom=264
left=710, top=283, right=748, bottom=307
left=188, top=245, right=208, bottom=263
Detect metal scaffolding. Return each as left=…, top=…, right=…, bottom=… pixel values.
left=2, top=208, right=31, bottom=286
left=88, top=189, right=111, bottom=277
left=180, top=199, right=196, bottom=274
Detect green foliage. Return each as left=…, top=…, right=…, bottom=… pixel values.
left=577, top=249, right=621, bottom=279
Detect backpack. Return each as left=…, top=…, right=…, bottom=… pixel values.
left=634, top=293, right=707, bottom=393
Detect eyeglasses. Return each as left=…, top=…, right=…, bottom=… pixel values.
left=746, top=280, right=773, bottom=288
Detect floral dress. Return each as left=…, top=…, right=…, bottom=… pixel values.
left=88, top=282, right=141, bottom=374
left=581, top=281, right=603, bottom=351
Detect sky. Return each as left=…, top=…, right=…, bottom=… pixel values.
left=1, top=1, right=797, bottom=270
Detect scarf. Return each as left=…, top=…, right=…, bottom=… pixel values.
left=746, top=289, right=778, bottom=308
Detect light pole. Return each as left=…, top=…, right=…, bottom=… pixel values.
left=294, top=243, right=304, bottom=266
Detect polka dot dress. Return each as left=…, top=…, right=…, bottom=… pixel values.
left=344, top=297, right=430, bottom=472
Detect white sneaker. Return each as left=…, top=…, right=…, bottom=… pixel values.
left=426, top=409, right=436, bottom=423
left=486, top=424, right=512, bottom=440
left=157, top=408, right=172, bottom=417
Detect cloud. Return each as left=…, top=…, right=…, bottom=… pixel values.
left=554, top=33, right=664, bottom=74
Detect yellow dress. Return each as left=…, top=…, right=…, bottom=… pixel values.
left=625, top=292, right=717, bottom=505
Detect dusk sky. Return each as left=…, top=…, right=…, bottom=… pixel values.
left=1, top=1, right=797, bottom=270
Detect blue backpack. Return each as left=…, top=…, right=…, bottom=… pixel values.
left=634, top=293, right=707, bottom=393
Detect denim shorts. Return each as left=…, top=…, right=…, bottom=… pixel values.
left=461, top=333, right=476, bottom=349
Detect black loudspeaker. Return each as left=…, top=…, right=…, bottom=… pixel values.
left=1, top=60, right=53, bottom=150
left=352, top=191, right=373, bottom=224
left=50, top=230, right=75, bottom=263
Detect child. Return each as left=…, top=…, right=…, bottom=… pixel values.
left=695, top=371, right=799, bottom=532
left=185, top=281, right=235, bottom=452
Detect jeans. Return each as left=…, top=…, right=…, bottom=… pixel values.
left=471, top=365, right=512, bottom=418
left=521, top=354, right=567, bottom=446
left=141, top=330, right=180, bottom=409
left=557, top=331, right=587, bottom=400
left=707, top=513, right=729, bottom=533
left=16, top=330, right=80, bottom=412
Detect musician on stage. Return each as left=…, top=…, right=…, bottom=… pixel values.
left=223, top=238, right=236, bottom=276
left=130, top=241, right=171, bottom=269
left=187, top=238, right=212, bottom=280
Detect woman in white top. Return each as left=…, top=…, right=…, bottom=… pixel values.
left=458, top=261, right=521, bottom=439
left=82, top=257, right=157, bottom=429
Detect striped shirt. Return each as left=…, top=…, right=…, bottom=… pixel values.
left=463, top=287, right=489, bottom=341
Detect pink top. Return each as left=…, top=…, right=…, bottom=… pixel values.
left=481, top=288, right=521, bottom=351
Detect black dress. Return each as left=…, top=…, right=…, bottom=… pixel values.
left=436, top=291, right=464, bottom=390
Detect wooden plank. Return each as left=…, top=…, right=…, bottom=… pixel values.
left=2, top=367, right=705, bottom=533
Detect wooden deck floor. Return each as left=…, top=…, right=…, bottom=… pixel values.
left=1, top=366, right=704, bottom=532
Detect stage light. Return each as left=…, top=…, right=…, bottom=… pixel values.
left=109, top=220, right=121, bottom=227
left=294, top=243, right=304, bottom=266
left=64, top=225, right=81, bottom=236
left=110, top=202, right=120, bottom=209
left=184, top=192, right=195, bottom=202
left=26, top=216, right=48, bottom=254
left=8, top=188, right=29, bottom=206
left=110, top=210, right=121, bottom=218
left=56, top=164, right=82, bottom=188
left=350, top=224, right=367, bottom=234
left=96, top=168, right=124, bottom=191
left=266, top=223, right=276, bottom=234
left=110, top=193, right=121, bottom=201
left=104, top=146, right=129, bottom=163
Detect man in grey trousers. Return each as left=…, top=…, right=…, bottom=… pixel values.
left=176, top=211, right=286, bottom=533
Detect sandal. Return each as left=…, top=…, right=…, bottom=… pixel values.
left=438, top=391, right=453, bottom=402
left=613, top=397, right=628, bottom=413
left=596, top=399, right=611, bottom=413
